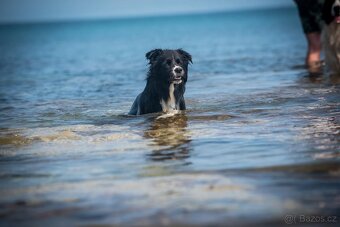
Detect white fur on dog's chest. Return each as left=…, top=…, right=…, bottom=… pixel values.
left=160, top=83, right=178, bottom=112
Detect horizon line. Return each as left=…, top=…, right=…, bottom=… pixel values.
left=0, top=5, right=295, bottom=26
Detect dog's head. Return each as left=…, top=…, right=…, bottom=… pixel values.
left=146, top=49, right=192, bottom=85
left=323, top=0, right=340, bottom=25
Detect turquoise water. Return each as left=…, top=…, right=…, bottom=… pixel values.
left=0, top=7, right=339, bottom=226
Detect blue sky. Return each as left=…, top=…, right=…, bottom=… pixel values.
left=0, top=0, right=294, bottom=23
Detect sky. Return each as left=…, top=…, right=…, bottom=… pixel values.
left=0, top=0, right=294, bottom=24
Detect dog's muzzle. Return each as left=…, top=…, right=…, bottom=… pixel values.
left=172, top=66, right=184, bottom=84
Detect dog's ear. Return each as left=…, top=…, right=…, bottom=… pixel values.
left=322, top=0, right=335, bottom=25
left=146, top=49, right=163, bottom=64
left=177, top=49, right=192, bottom=64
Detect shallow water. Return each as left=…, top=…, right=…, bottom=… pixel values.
left=0, top=7, right=339, bottom=226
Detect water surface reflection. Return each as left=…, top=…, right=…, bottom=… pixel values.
left=144, top=114, right=192, bottom=161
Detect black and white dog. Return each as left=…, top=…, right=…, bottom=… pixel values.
left=129, top=49, right=192, bottom=115
left=322, top=0, right=340, bottom=74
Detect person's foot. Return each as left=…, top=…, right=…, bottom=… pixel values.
left=306, top=52, right=321, bottom=67
left=307, top=60, right=324, bottom=74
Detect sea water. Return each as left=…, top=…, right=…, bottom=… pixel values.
left=0, top=7, right=339, bottom=226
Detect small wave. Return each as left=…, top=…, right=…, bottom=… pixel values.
left=35, top=130, right=79, bottom=142
left=215, top=161, right=340, bottom=175
left=0, top=133, right=32, bottom=146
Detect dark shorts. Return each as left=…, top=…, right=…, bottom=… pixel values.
left=294, top=0, right=325, bottom=34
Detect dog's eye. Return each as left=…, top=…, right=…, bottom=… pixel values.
left=166, top=59, right=172, bottom=65
left=175, top=59, right=181, bottom=64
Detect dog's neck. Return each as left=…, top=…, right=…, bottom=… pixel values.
left=160, top=83, right=178, bottom=112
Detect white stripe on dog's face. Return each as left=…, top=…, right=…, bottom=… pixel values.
left=172, top=65, right=184, bottom=84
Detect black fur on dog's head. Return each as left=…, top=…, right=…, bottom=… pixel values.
left=323, top=0, right=340, bottom=25
left=145, top=49, right=192, bottom=85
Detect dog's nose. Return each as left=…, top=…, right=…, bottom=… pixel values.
left=174, top=67, right=183, bottom=74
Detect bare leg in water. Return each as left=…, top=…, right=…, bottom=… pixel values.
left=294, top=0, right=324, bottom=72
left=306, top=32, right=322, bottom=69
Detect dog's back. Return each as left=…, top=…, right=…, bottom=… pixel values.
left=128, top=94, right=141, bottom=115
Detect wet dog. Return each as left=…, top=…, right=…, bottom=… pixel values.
left=129, top=49, right=192, bottom=115
left=322, top=0, right=340, bottom=74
